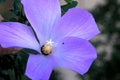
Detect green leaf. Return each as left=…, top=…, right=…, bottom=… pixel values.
left=0, top=0, right=6, bottom=3
left=61, top=1, right=78, bottom=15
left=65, top=0, right=73, bottom=3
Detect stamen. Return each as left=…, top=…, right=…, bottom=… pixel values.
left=46, top=39, right=54, bottom=45
left=41, top=39, right=54, bottom=55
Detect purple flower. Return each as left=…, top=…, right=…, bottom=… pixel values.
left=0, top=0, right=100, bottom=80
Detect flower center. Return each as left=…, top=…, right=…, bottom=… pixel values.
left=41, top=40, right=54, bottom=55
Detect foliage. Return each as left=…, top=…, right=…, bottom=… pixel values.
left=85, top=0, right=120, bottom=80
left=61, top=0, right=78, bottom=15
left=0, top=0, right=6, bottom=3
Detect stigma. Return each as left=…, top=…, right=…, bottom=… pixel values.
left=41, top=39, right=54, bottom=55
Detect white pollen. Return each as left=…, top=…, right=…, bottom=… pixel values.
left=46, top=39, right=54, bottom=46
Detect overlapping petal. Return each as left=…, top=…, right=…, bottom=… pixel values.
left=0, top=22, right=40, bottom=52
left=21, top=0, right=61, bottom=43
left=25, top=54, right=54, bottom=80
left=51, top=8, right=100, bottom=42
left=54, top=37, right=97, bottom=74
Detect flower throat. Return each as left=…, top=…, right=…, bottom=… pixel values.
left=41, top=40, right=53, bottom=55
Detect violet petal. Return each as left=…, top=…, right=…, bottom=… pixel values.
left=21, top=0, right=61, bottom=43
left=51, top=8, right=100, bottom=42
left=54, top=37, right=97, bottom=75
left=0, top=22, right=40, bottom=52
left=25, top=54, right=54, bottom=80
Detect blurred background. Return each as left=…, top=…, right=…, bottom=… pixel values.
left=0, top=0, right=120, bottom=80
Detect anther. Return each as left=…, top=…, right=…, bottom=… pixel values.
left=41, top=43, right=53, bottom=55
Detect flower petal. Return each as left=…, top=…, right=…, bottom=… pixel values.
left=51, top=8, right=100, bottom=42
left=0, top=22, right=40, bottom=52
left=21, top=0, right=61, bottom=43
left=25, top=54, right=54, bottom=80
left=54, top=37, right=97, bottom=75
